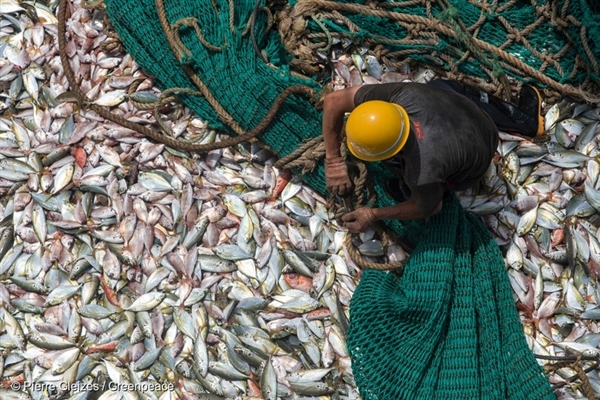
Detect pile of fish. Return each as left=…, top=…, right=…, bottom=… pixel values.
left=0, top=0, right=599, bottom=399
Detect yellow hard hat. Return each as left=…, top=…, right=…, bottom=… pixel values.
left=345, top=100, right=410, bottom=162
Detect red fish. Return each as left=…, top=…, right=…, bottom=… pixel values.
left=74, top=147, right=87, bottom=168
left=269, top=168, right=292, bottom=202
left=98, top=275, right=120, bottom=307
left=1, top=373, right=24, bottom=389
left=305, top=308, right=332, bottom=320
left=247, top=377, right=262, bottom=397
left=284, top=273, right=313, bottom=293
left=551, top=228, right=564, bottom=247
left=86, top=340, right=119, bottom=354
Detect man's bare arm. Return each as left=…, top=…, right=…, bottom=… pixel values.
left=372, top=198, right=443, bottom=221
left=322, top=85, right=362, bottom=159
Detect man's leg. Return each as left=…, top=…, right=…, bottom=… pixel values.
left=428, top=79, right=544, bottom=137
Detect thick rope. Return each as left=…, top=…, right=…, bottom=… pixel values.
left=126, top=79, right=177, bottom=111
left=580, top=26, right=600, bottom=76
left=541, top=354, right=596, bottom=399
left=343, top=229, right=406, bottom=270
left=250, top=0, right=268, bottom=63
left=172, top=17, right=222, bottom=53
left=227, top=0, right=235, bottom=34
left=351, top=160, right=371, bottom=207
left=273, top=136, right=325, bottom=172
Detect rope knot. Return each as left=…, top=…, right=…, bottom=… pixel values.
left=416, top=22, right=436, bottom=33
left=539, top=52, right=554, bottom=65
left=423, top=20, right=438, bottom=30
left=537, top=5, right=552, bottom=20
left=512, top=32, right=522, bottom=42
left=373, top=44, right=387, bottom=59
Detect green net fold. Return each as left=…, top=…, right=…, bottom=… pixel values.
left=348, top=193, right=554, bottom=399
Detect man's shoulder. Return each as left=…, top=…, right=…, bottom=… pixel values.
left=354, top=82, right=409, bottom=104
left=360, top=82, right=408, bottom=92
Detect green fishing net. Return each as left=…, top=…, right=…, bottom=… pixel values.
left=286, top=0, right=600, bottom=96
left=348, top=193, right=554, bottom=399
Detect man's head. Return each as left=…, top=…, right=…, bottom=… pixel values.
left=345, top=100, right=410, bottom=161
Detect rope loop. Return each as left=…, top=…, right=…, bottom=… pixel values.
left=153, top=87, right=205, bottom=137
left=172, top=17, right=222, bottom=54
left=344, top=231, right=407, bottom=270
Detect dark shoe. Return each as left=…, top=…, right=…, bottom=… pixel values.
left=384, top=178, right=412, bottom=202
left=481, top=86, right=543, bottom=138
left=518, top=84, right=545, bottom=137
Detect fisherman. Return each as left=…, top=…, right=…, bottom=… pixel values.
left=323, top=79, right=544, bottom=233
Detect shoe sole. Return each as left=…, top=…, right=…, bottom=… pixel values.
left=528, top=85, right=545, bottom=136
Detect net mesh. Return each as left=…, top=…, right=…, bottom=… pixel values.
left=348, top=193, right=554, bottom=399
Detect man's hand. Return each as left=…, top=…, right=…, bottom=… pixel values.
left=322, top=86, right=362, bottom=196
left=325, top=157, right=352, bottom=195
left=342, top=207, right=376, bottom=233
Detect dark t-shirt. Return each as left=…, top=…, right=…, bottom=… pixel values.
left=354, top=82, right=499, bottom=216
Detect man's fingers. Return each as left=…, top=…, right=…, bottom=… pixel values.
left=345, top=222, right=359, bottom=233
left=326, top=176, right=352, bottom=196
left=339, top=182, right=351, bottom=196
left=336, top=182, right=352, bottom=197
left=341, top=212, right=355, bottom=222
